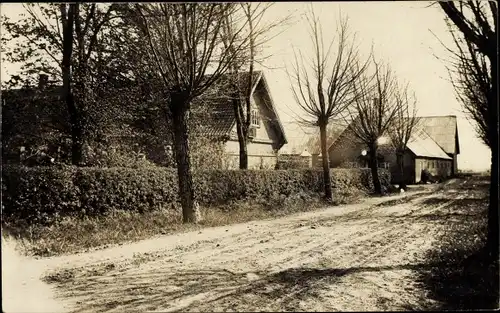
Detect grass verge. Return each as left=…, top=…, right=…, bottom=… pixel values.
left=2, top=190, right=364, bottom=257
left=415, top=176, right=499, bottom=310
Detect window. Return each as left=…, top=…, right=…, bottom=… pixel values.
left=251, top=109, right=260, bottom=127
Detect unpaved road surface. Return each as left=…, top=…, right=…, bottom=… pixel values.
left=8, top=182, right=477, bottom=312
left=2, top=239, right=71, bottom=313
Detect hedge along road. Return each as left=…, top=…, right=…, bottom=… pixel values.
left=17, top=181, right=470, bottom=312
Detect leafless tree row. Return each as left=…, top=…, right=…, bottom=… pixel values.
left=288, top=7, right=419, bottom=198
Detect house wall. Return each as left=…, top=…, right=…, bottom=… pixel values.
left=445, top=126, right=459, bottom=175
left=311, top=154, right=321, bottom=167
left=328, top=128, right=364, bottom=167
left=407, top=154, right=417, bottom=183
left=277, top=154, right=312, bottom=169
left=388, top=150, right=415, bottom=184
left=414, top=157, right=453, bottom=183
left=222, top=82, right=281, bottom=170
left=453, top=154, right=458, bottom=175
left=449, top=153, right=458, bottom=175
left=224, top=139, right=277, bottom=169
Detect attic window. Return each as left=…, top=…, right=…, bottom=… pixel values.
left=251, top=109, right=260, bottom=127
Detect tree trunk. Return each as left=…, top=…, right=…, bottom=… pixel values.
left=61, top=4, right=84, bottom=166
left=171, top=93, right=198, bottom=223
left=319, top=121, right=333, bottom=201
left=68, top=94, right=84, bottom=166
left=397, top=151, right=406, bottom=189
left=487, top=56, right=499, bottom=264
left=488, top=144, right=499, bottom=258
left=238, top=134, right=248, bottom=170
left=71, top=59, right=92, bottom=166
left=369, top=144, right=382, bottom=195
left=233, top=97, right=248, bottom=169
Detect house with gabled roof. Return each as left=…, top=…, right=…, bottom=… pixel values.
left=324, top=115, right=460, bottom=184
left=200, top=70, right=288, bottom=169
left=2, top=71, right=288, bottom=169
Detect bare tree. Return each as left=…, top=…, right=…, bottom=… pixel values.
left=438, top=1, right=498, bottom=261
left=125, top=3, right=248, bottom=223
left=287, top=10, right=369, bottom=201
left=346, top=56, right=399, bottom=195
left=446, top=33, right=492, bottom=148
left=221, top=3, right=290, bottom=169
left=388, top=82, right=419, bottom=189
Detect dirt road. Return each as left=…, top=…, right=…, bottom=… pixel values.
left=28, top=183, right=473, bottom=312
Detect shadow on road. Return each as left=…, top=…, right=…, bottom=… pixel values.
left=61, top=254, right=497, bottom=312
left=413, top=192, right=499, bottom=311
left=415, top=245, right=499, bottom=311
left=52, top=176, right=497, bottom=312
left=58, top=261, right=452, bottom=312
left=173, top=262, right=451, bottom=312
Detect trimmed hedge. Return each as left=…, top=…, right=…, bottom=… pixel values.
left=1, top=165, right=390, bottom=224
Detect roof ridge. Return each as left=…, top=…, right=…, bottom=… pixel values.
left=416, top=115, right=457, bottom=118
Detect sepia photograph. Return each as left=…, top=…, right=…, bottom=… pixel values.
left=1, top=1, right=498, bottom=312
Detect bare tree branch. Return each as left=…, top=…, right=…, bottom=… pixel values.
left=123, top=3, right=252, bottom=222
left=344, top=53, right=400, bottom=194
left=286, top=8, right=369, bottom=199
left=438, top=0, right=498, bottom=258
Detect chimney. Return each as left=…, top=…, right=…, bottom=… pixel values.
left=38, top=74, right=48, bottom=89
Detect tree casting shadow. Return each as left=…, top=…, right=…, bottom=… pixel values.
left=415, top=243, right=499, bottom=311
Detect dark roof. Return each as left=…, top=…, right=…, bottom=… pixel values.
left=212, top=70, right=262, bottom=93
left=196, top=71, right=262, bottom=139
left=198, top=71, right=287, bottom=148
left=327, top=117, right=357, bottom=152
left=3, top=71, right=288, bottom=148
left=197, top=96, right=235, bottom=139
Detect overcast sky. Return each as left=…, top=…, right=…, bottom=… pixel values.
left=0, top=2, right=492, bottom=171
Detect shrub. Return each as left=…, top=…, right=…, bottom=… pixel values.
left=2, top=165, right=390, bottom=225
left=83, top=144, right=159, bottom=169
left=190, top=134, right=228, bottom=170
left=275, top=155, right=311, bottom=169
